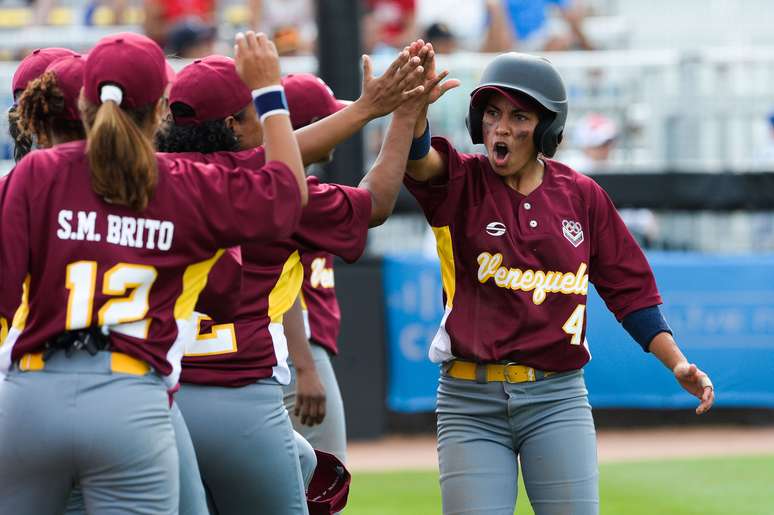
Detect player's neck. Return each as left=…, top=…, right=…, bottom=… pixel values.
left=504, top=157, right=544, bottom=196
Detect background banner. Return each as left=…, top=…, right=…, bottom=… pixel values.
left=383, top=252, right=774, bottom=412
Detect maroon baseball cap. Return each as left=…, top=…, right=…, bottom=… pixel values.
left=306, top=450, right=351, bottom=515
left=281, top=73, right=349, bottom=130
left=471, top=85, right=543, bottom=114
left=168, top=55, right=252, bottom=125
left=12, top=47, right=77, bottom=98
left=45, top=54, right=86, bottom=121
left=165, top=61, right=177, bottom=84
left=83, top=32, right=168, bottom=109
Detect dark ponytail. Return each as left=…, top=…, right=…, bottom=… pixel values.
left=8, top=105, right=32, bottom=161
left=15, top=71, right=85, bottom=152
left=81, top=97, right=158, bottom=211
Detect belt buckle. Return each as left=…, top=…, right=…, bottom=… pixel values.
left=503, top=362, right=536, bottom=383
left=502, top=362, right=519, bottom=383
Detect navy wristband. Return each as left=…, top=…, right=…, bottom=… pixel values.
left=252, top=86, right=289, bottom=123
left=621, top=305, right=672, bottom=352
left=408, top=120, right=431, bottom=161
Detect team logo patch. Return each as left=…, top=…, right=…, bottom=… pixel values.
left=486, top=221, right=507, bottom=236
left=562, top=219, right=584, bottom=247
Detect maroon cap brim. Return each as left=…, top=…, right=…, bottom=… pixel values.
left=471, top=85, right=539, bottom=113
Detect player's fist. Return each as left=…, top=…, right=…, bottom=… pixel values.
left=234, top=31, right=281, bottom=90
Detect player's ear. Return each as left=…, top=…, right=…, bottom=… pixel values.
left=225, top=115, right=237, bottom=132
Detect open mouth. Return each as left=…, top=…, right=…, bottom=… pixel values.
left=493, top=142, right=510, bottom=166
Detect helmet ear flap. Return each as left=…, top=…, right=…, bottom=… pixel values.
left=533, top=113, right=564, bottom=157
left=467, top=104, right=484, bottom=145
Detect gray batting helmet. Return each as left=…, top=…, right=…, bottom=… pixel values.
left=467, top=52, right=568, bottom=157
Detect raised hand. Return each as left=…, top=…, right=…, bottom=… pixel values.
left=395, top=41, right=460, bottom=120
left=355, top=46, right=426, bottom=119
left=417, top=41, right=461, bottom=106
left=673, top=362, right=715, bottom=415
left=234, top=31, right=281, bottom=90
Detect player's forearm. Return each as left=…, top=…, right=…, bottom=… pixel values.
left=563, top=9, right=594, bottom=50
left=284, top=296, right=316, bottom=372
left=295, top=101, right=372, bottom=165
left=359, top=112, right=417, bottom=227
left=649, top=332, right=689, bottom=371
left=263, top=114, right=308, bottom=205
left=481, top=0, right=515, bottom=53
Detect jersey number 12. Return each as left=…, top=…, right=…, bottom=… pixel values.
left=65, top=261, right=157, bottom=339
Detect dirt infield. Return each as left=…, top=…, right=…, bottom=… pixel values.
left=346, top=426, right=774, bottom=472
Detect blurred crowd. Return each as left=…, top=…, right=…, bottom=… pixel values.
left=3, top=0, right=601, bottom=58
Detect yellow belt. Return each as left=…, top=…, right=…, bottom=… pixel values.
left=18, top=351, right=151, bottom=376
left=444, top=360, right=555, bottom=384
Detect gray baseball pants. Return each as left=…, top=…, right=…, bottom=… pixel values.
left=63, top=401, right=209, bottom=515
left=437, top=369, right=599, bottom=515
left=175, top=378, right=315, bottom=515
left=283, top=342, right=348, bottom=463
left=0, top=349, right=179, bottom=515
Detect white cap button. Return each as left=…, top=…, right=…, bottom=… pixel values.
left=524, top=202, right=532, bottom=210
left=529, top=220, right=538, bottom=228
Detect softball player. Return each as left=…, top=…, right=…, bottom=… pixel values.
left=11, top=51, right=215, bottom=515
left=0, top=30, right=307, bottom=515
left=280, top=73, right=357, bottom=463
left=156, top=44, right=444, bottom=515
left=8, top=47, right=76, bottom=161
left=403, top=50, right=715, bottom=515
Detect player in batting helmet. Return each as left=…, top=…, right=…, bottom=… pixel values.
left=402, top=47, right=714, bottom=515
left=467, top=52, right=567, bottom=157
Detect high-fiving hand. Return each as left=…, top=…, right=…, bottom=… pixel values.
left=234, top=31, right=281, bottom=90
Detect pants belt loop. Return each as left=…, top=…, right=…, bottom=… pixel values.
left=475, top=363, right=488, bottom=384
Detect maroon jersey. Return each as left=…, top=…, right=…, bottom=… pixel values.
left=404, top=137, right=661, bottom=372
left=0, top=140, right=302, bottom=386
left=194, top=246, right=242, bottom=323
left=299, top=251, right=341, bottom=354
left=181, top=176, right=371, bottom=387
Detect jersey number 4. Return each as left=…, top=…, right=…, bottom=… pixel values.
left=562, top=304, right=586, bottom=345
left=65, top=261, right=157, bottom=339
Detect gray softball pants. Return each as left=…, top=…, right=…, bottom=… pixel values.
left=64, top=402, right=209, bottom=515
left=437, top=369, right=599, bottom=515
left=0, top=350, right=179, bottom=515
left=283, top=342, right=348, bottom=463
left=175, top=378, right=315, bottom=515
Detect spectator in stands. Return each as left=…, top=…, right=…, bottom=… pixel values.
left=143, top=0, right=216, bottom=51
left=252, top=0, right=316, bottom=55
left=423, top=22, right=456, bottom=54
left=563, top=112, right=618, bottom=173
left=165, top=16, right=217, bottom=57
left=416, top=0, right=486, bottom=52
left=483, top=0, right=594, bottom=52
left=563, top=112, right=661, bottom=248
left=363, top=0, right=417, bottom=54
left=753, top=110, right=774, bottom=166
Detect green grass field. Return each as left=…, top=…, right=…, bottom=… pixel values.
left=346, top=455, right=774, bottom=515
